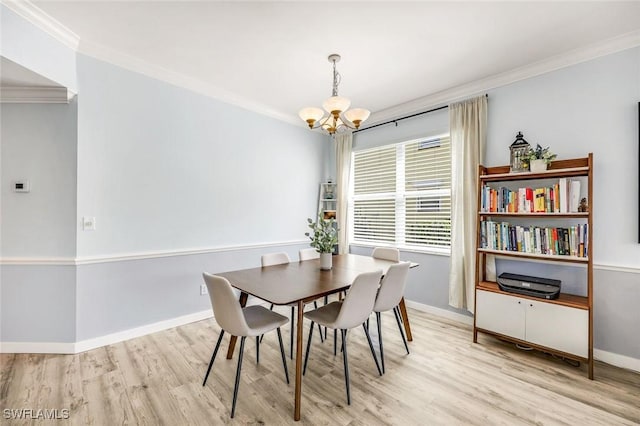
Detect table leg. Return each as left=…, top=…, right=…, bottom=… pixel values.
left=226, top=292, right=249, bottom=359
left=398, top=297, right=413, bottom=342
left=294, top=300, right=304, bottom=421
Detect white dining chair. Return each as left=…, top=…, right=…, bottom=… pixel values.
left=302, top=270, right=383, bottom=405
left=373, top=261, right=411, bottom=373
left=201, top=273, right=289, bottom=418
left=262, top=252, right=323, bottom=358
left=298, top=247, right=320, bottom=261
left=372, top=246, right=400, bottom=261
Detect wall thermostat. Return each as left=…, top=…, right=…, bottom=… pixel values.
left=13, top=180, right=30, bottom=193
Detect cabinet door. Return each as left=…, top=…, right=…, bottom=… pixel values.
left=525, top=301, right=588, bottom=358
left=476, top=290, right=526, bottom=340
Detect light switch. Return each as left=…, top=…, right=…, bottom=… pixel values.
left=13, top=180, right=30, bottom=193
left=83, top=216, right=96, bottom=231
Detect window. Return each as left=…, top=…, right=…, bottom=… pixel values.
left=350, top=135, right=451, bottom=250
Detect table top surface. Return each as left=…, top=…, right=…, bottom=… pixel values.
left=216, top=253, right=416, bottom=305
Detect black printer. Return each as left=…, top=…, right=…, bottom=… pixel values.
left=497, top=272, right=561, bottom=300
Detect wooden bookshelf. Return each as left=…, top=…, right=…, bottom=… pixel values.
left=473, top=154, right=594, bottom=379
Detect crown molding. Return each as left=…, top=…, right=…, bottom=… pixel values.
left=1, top=0, right=79, bottom=50
left=368, top=29, right=640, bottom=125
left=0, top=86, right=73, bottom=103
left=77, top=39, right=301, bottom=127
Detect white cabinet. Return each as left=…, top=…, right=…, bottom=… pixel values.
left=476, top=290, right=588, bottom=358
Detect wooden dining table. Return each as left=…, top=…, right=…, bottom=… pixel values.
left=216, top=253, right=416, bottom=421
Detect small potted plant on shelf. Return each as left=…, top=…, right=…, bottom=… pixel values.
left=305, top=214, right=338, bottom=270
left=524, top=144, right=557, bottom=173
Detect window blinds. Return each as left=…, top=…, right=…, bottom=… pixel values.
left=352, top=136, right=451, bottom=248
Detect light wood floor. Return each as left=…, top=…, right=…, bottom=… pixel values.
left=1, top=308, right=639, bottom=425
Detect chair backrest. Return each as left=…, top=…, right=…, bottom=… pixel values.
left=299, top=248, right=320, bottom=261
left=333, top=270, right=383, bottom=330
left=202, top=273, right=250, bottom=337
left=374, top=262, right=410, bottom=312
left=261, top=252, right=291, bottom=267
left=372, top=247, right=400, bottom=262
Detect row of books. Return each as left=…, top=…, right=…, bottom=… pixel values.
left=481, top=178, right=582, bottom=213
left=480, top=220, right=589, bottom=257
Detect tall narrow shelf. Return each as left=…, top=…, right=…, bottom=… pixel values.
left=473, top=154, right=594, bottom=379
left=317, top=181, right=338, bottom=253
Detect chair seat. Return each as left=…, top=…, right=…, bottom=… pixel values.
left=243, top=305, right=288, bottom=336
left=303, top=301, right=342, bottom=328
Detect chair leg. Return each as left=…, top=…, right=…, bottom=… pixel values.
left=333, top=329, right=337, bottom=356
left=376, top=311, right=385, bottom=374
left=290, top=306, right=295, bottom=360
left=260, top=304, right=275, bottom=344
left=314, top=301, right=324, bottom=343
left=256, top=336, right=260, bottom=364
left=202, top=330, right=225, bottom=386
left=276, top=327, right=289, bottom=384
left=362, top=323, right=382, bottom=376
left=394, top=306, right=410, bottom=355
left=341, top=329, right=351, bottom=405
left=231, top=336, right=246, bottom=418
left=323, top=297, right=328, bottom=339
left=303, top=320, right=315, bottom=375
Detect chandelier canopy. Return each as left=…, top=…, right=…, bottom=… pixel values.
left=298, top=54, right=370, bottom=135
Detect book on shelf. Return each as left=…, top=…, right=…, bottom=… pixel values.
left=479, top=220, right=588, bottom=258
left=481, top=178, right=585, bottom=214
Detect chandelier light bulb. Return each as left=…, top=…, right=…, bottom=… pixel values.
left=344, top=108, right=371, bottom=128
left=322, top=96, right=351, bottom=116
left=298, top=107, right=325, bottom=128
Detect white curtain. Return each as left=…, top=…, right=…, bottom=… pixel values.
left=335, top=132, right=353, bottom=254
left=448, top=95, right=488, bottom=313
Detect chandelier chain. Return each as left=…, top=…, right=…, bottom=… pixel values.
left=332, top=59, right=341, bottom=97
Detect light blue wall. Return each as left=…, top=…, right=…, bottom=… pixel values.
left=75, top=54, right=326, bottom=258
left=1, top=101, right=78, bottom=258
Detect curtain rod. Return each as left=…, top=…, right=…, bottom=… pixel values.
left=353, top=94, right=488, bottom=134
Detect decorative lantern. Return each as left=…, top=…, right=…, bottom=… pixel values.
left=509, top=131, right=530, bottom=173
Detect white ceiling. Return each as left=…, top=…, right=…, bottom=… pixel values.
left=27, top=1, right=640, bottom=125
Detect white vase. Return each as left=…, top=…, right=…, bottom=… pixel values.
left=320, top=252, right=332, bottom=270
left=530, top=159, right=547, bottom=173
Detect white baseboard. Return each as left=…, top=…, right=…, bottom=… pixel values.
left=594, top=349, right=640, bottom=373
left=1, top=309, right=214, bottom=354
left=403, top=300, right=640, bottom=373
left=0, top=341, right=76, bottom=354
left=404, top=299, right=474, bottom=326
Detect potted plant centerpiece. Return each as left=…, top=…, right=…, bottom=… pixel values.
left=305, top=215, right=338, bottom=270
left=524, top=144, right=557, bottom=173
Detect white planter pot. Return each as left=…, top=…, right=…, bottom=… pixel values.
left=320, top=252, right=332, bottom=270
left=530, top=159, right=547, bottom=173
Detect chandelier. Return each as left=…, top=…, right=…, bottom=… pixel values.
left=298, top=54, right=370, bottom=135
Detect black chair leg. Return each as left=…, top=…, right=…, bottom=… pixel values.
left=394, top=306, right=410, bottom=355
left=290, top=306, right=295, bottom=359
left=323, top=297, right=328, bottom=339
left=376, top=311, right=385, bottom=374
left=341, top=329, right=351, bottom=405
left=202, top=330, right=225, bottom=386
left=333, top=329, right=337, bottom=356
left=362, top=323, right=382, bottom=376
left=303, top=320, right=315, bottom=375
left=260, top=304, right=276, bottom=344
left=276, top=327, right=289, bottom=384
left=314, top=301, right=324, bottom=343
left=231, top=336, right=246, bottom=418
left=256, top=336, right=260, bottom=364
